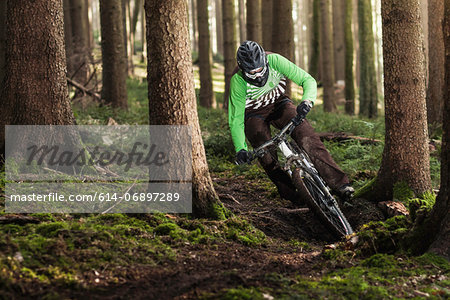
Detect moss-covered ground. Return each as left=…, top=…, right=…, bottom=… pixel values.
left=0, top=67, right=447, bottom=299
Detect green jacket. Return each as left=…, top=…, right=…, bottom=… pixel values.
left=228, top=53, right=317, bottom=152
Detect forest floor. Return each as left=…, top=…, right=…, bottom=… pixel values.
left=1, top=172, right=447, bottom=299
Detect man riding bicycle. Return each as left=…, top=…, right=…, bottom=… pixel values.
left=228, top=40, right=354, bottom=204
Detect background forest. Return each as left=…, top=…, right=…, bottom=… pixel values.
left=0, top=0, right=449, bottom=299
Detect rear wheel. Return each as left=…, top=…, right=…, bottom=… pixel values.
left=292, top=168, right=353, bottom=238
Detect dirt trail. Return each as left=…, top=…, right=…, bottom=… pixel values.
left=65, top=176, right=384, bottom=299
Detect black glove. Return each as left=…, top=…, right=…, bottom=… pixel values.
left=236, top=149, right=252, bottom=165
left=296, top=100, right=313, bottom=119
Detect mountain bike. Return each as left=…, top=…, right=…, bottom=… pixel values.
left=248, top=111, right=354, bottom=239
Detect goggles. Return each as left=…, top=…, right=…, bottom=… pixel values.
left=244, top=65, right=268, bottom=80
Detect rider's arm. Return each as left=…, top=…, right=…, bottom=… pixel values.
left=268, top=53, right=317, bottom=105
left=228, top=73, right=248, bottom=152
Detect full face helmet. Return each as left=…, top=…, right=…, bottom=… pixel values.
left=236, top=41, right=269, bottom=87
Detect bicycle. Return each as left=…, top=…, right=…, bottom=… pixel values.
left=247, top=108, right=354, bottom=239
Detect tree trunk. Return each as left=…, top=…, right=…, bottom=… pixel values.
left=84, top=0, right=93, bottom=50
left=344, top=0, right=355, bottom=115
left=426, top=0, right=445, bottom=127
left=246, top=0, right=262, bottom=43
left=364, top=0, right=432, bottom=201
left=132, top=0, right=142, bottom=37
left=272, top=0, right=294, bottom=97
left=409, top=0, right=450, bottom=258
left=99, top=0, right=128, bottom=109
left=126, top=0, right=134, bottom=75
left=197, top=0, right=216, bottom=108
left=140, top=4, right=146, bottom=62
left=121, top=0, right=128, bottom=74
left=69, top=0, right=90, bottom=83
left=238, top=0, right=246, bottom=42
left=145, top=0, right=223, bottom=218
left=63, top=0, right=74, bottom=77
left=0, top=0, right=75, bottom=155
left=333, top=0, right=345, bottom=81
left=358, top=0, right=377, bottom=118
left=222, top=0, right=236, bottom=109
left=0, top=0, right=6, bottom=93
left=191, top=0, right=198, bottom=53
left=319, top=0, right=336, bottom=112
left=309, top=0, right=320, bottom=80
left=261, top=0, right=273, bottom=50
left=215, top=0, right=224, bottom=55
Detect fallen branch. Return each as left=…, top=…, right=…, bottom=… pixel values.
left=317, top=132, right=381, bottom=144
left=67, top=77, right=102, bottom=101
left=219, top=193, right=241, bottom=205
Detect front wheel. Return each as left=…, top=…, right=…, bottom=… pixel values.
left=292, top=168, right=354, bottom=238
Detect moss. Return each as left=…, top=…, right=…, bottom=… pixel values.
left=35, top=222, right=68, bottom=238
left=208, top=202, right=231, bottom=221
left=353, top=176, right=376, bottom=199
left=357, top=216, right=411, bottom=255
left=361, top=253, right=397, bottom=269
left=154, top=222, right=178, bottom=235
left=408, top=191, right=436, bottom=221
left=219, top=287, right=265, bottom=300
left=392, top=181, right=415, bottom=204
left=222, top=218, right=266, bottom=247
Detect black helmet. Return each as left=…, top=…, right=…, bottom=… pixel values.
left=237, top=41, right=269, bottom=87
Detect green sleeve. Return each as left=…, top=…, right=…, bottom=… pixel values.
left=228, top=73, right=248, bottom=152
left=268, top=53, right=317, bottom=104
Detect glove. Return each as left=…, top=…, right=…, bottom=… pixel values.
left=296, top=100, right=313, bottom=119
left=236, top=149, right=252, bottom=165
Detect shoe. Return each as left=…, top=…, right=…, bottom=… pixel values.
left=338, top=184, right=354, bottom=200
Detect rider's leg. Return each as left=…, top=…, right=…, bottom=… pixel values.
left=271, top=100, right=350, bottom=191
left=244, top=115, right=303, bottom=205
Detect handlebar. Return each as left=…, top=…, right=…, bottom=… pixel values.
left=249, top=113, right=305, bottom=161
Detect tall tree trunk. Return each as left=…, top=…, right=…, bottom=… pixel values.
left=344, top=0, right=355, bottom=115
left=261, top=0, right=273, bottom=50
left=191, top=0, right=199, bottom=53
left=222, top=0, right=236, bottom=109
left=197, top=0, right=216, bottom=108
left=238, top=0, right=246, bottom=42
left=358, top=0, right=377, bottom=118
left=69, top=0, right=90, bottom=83
left=353, top=0, right=360, bottom=89
left=246, top=0, right=262, bottom=43
left=63, top=0, right=74, bottom=77
left=309, top=0, right=320, bottom=80
left=140, top=2, right=146, bottom=62
left=333, top=0, right=345, bottom=81
left=126, top=0, right=134, bottom=75
left=121, top=0, right=128, bottom=74
left=132, top=0, right=142, bottom=37
left=364, top=0, right=432, bottom=201
left=409, top=0, right=450, bottom=258
left=0, top=0, right=7, bottom=93
left=145, top=0, right=223, bottom=218
left=319, top=0, right=336, bottom=112
left=426, top=0, right=445, bottom=128
left=0, top=0, right=75, bottom=155
left=272, top=0, right=294, bottom=97
left=99, top=0, right=128, bottom=109
left=84, top=0, right=92, bottom=50
left=215, top=0, right=224, bottom=55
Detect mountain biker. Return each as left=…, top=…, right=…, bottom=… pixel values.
left=228, top=40, right=354, bottom=204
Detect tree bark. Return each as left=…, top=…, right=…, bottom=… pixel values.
left=365, top=0, right=432, bottom=201
left=215, top=0, right=224, bottom=55
left=344, top=0, right=355, bottom=115
left=69, top=0, right=90, bottom=83
left=197, top=0, right=216, bottom=108
left=272, top=0, right=294, bottom=97
left=238, top=0, right=246, bottom=42
left=261, top=0, right=273, bottom=50
left=319, top=0, right=336, bottom=112
left=99, top=0, right=128, bottom=109
left=358, top=0, right=377, bottom=118
left=0, top=0, right=6, bottom=93
left=332, top=0, right=346, bottom=81
left=63, top=0, right=74, bottom=77
left=409, top=0, right=450, bottom=258
left=145, top=0, right=222, bottom=218
left=426, top=0, right=445, bottom=127
left=0, top=0, right=75, bottom=155
left=222, top=0, right=236, bottom=109
left=246, top=0, right=262, bottom=43
left=309, top=0, right=320, bottom=80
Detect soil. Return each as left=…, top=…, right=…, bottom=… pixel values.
left=54, top=175, right=386, bottom=299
